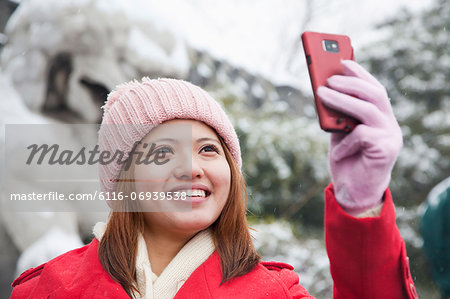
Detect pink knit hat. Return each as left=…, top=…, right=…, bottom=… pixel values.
left=98, top=78, right=241, bottom=194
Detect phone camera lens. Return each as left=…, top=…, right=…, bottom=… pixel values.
left=323, top=40, right=339, bottom=53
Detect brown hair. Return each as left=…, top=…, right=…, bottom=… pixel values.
left=98, top=135, right=260, bottom=297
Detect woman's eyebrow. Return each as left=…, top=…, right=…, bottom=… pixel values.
left=150, top=137, right=220, bottom=144
left=196, top=137, right=220, bottom=144
left=151, top=138, right=178, bottom=143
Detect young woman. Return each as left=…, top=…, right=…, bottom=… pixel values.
left=11, top=60, right=418, bottom=298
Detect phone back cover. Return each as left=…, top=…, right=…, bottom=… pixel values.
left=302, top=31, right=357, bottom=132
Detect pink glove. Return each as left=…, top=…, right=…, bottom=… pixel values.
left=317, top=60, right=403, bottom=215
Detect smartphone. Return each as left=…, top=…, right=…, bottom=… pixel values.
left=301, top=31, right=359, bottom=132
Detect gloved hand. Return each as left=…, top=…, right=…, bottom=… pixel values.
left=317, top=60, right=403, bottom=216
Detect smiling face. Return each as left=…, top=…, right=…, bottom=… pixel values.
left=133, top=119, right=231, bottom=236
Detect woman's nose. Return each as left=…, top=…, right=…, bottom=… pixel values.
left=173, top=156, right=204, bottom=180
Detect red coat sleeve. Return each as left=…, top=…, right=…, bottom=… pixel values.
left=324, top=184, right=418, bottom=299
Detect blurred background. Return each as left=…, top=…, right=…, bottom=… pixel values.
left=0, top=0, right=449, bottom=298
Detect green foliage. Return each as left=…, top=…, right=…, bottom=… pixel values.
left=209, top=82, right=330, bottom=225
left=361, top=1, right=449, bottom=294
left=361, top=0, right=450, bottom=206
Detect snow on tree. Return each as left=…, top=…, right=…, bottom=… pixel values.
left=209, top=80, right=330, bottom=224
left=360, top=1, right=449, bottom=293
left=361, top=0, right=450, bottom=207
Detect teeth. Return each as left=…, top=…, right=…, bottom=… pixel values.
left=178, top=189, right=206, bottom=197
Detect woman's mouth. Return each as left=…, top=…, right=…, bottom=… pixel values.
left=176, top=189, right=211, bottom=203
left=169, top=183, right=212, bottom=204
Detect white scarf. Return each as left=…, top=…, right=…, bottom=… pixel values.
left=93, top=222, right=215, bottom=299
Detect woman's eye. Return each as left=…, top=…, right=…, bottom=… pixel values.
left=200, top=144, right=219, bottom=153
left=155, top=146, right=173, bottom=155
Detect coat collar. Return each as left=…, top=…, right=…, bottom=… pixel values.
left=13, top=232, right=300, bottom=299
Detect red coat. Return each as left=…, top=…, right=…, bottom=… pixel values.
left=11, top=185, right=418, bottom=298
